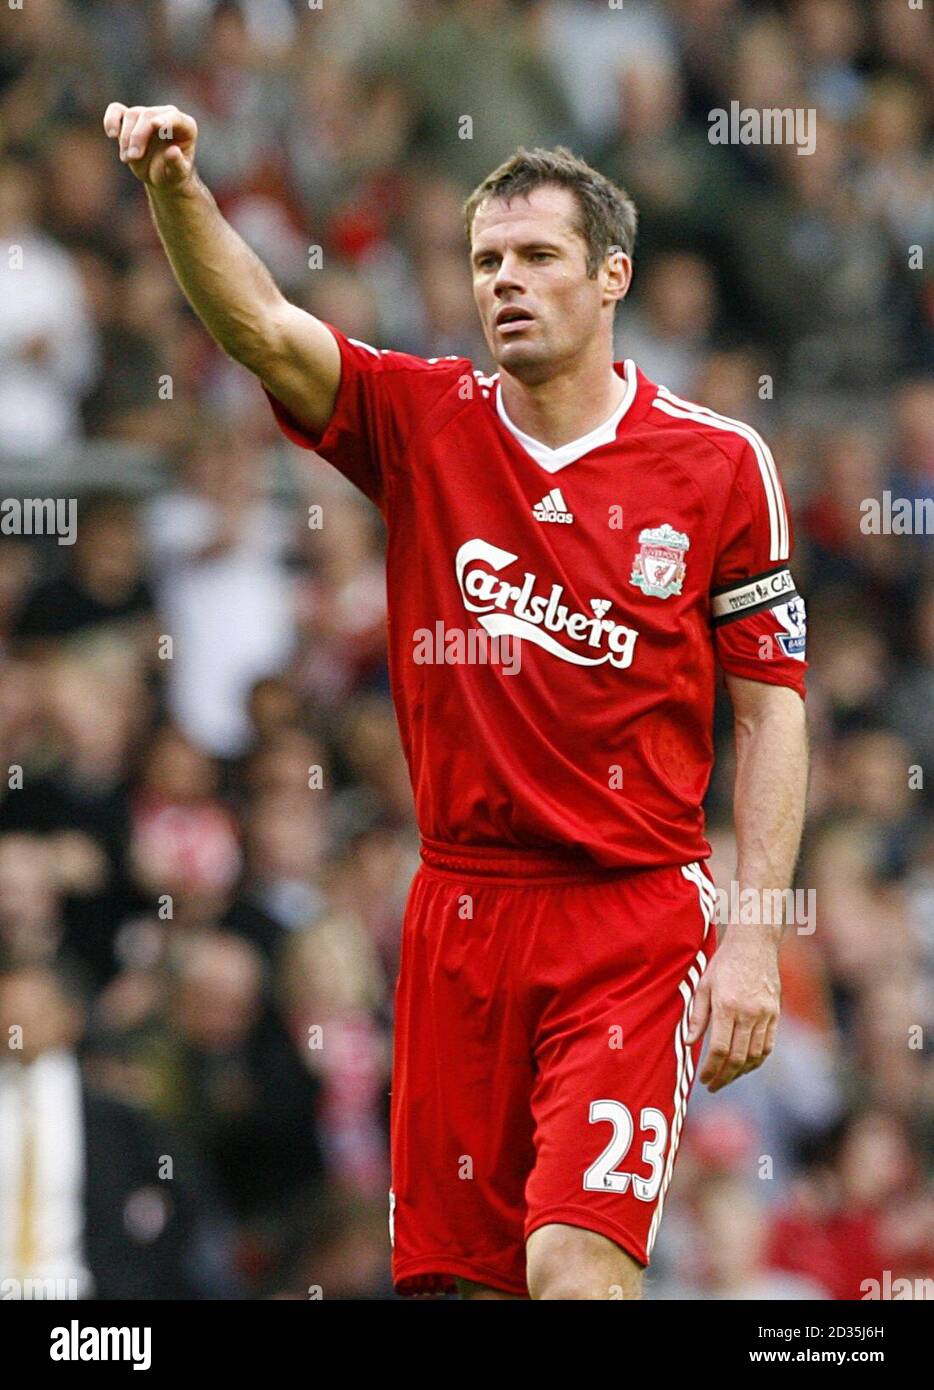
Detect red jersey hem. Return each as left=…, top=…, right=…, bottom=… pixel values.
left=418, top=837, right=667, bottom=883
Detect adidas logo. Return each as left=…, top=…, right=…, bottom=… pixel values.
left=532, top=488, right=574, bottom=524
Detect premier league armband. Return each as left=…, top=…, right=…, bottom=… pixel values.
left=710, top=567, right=798, bottom=626
left=711, top=567, right=807, bottom=690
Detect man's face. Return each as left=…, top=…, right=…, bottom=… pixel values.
left=469, top=185, right=629, bottom=383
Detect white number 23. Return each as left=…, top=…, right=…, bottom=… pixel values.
left=582, top=1100, right=667, bottom=1201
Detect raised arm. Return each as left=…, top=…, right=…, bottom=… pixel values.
left=102, top=102, right=339, bottom=435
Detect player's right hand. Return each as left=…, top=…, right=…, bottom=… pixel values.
left=102, top=103, right=198, bottom=190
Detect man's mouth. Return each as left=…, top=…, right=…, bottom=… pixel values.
left=495, top=306, right=535, bottom=333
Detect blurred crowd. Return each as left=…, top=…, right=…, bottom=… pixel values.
left=0, top=0, right=932, bottom=1299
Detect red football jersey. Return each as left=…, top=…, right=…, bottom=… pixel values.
left=266, top=326, right=806, bottom=869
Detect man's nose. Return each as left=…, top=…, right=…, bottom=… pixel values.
left=493, top=255, right=524, bottom=296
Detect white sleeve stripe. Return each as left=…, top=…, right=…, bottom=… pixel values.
left=652, top=389, right=789, bottom=561
left=654, top=393, right=783, bottom=561
left=347, top=336, right=382, bottom=358
left=655, top=387, right=788, bottom=559
left=652, top=393, right=787, bottom=561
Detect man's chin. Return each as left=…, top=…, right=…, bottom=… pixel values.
left=492, top=337, right=552, bottom=380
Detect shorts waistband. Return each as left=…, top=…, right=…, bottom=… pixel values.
left=418, top=837, right=637, bottom=884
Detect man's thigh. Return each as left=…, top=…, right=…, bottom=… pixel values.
left=522, top=861, right=716, bottom=1273
left=390, top=866, right=538, bottom=1298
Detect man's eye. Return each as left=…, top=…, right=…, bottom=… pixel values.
left=531, top=252, right=553, bottom=262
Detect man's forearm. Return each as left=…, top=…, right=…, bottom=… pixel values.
left=105, top=102, right=340, bottom=431
left=731, top=687, right=808, bottom=935
left=146, top=173, right=286, bottom=373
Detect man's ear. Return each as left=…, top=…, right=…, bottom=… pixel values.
left=604, top=247, right=633, bottom=305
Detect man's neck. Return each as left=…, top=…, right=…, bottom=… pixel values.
left=498, top=348, right=625, bottom=451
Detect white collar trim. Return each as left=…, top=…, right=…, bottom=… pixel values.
left=495, top=360, right=638, bottom=473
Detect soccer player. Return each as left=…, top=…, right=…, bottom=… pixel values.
left=103, top=105, right=808, bottom=1300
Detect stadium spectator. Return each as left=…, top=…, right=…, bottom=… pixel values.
left=0, top=158, right=99, bottom=455
left=0, top=962, right=227, bottom=1298
left=11, top=491, right=155, bottom=655
left=144, top=430, right=296, bottom=757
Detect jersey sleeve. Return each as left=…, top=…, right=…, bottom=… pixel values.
left=711, top=435, right=807, bottom=697
left=263, top=324, right=466, bottom=511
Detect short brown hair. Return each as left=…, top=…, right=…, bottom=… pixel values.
left=463, top=146, right=638, bottom=277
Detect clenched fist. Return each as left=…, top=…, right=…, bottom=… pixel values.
left=103, top=103, right=198, bottom=190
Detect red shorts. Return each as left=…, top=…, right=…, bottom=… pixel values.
left=389, top=844, right=718, bottom=1297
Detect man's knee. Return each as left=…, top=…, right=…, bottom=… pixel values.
left=526, top=1223, right=644, bottom=1300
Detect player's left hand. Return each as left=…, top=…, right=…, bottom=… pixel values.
left=685, top=929, right=781, bottom=1092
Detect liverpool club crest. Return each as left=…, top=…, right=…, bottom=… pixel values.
left=630, top=524, right=690, bottom=599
